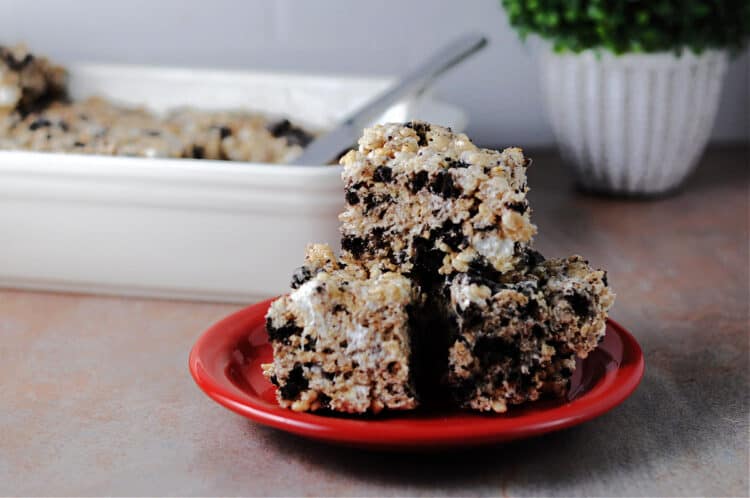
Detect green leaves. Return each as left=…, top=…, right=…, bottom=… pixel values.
left=500, top=0, right=750, bottom=55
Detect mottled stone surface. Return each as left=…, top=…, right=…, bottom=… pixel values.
left=1, top=146, right=747, bottom=497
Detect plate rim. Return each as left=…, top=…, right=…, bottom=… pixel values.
left=189, top=298, right=644, bottom=449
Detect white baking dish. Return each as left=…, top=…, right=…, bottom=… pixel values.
left=0, top=63, right=466, bottom=302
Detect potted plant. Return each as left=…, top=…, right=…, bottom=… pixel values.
left=501, top=0, right=750, bottom=195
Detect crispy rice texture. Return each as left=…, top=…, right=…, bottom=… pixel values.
left=0, top=44, right=315, bottom=162
left=339, top=122, right=536, bottom=282
left=445, top=255, right=614, bottom=412
left=264, top=122, right=615, bottom=414
left=263, top=244, right=419, bottom=414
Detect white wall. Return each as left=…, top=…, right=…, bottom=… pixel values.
left=2, top=0, right=747, bottom=147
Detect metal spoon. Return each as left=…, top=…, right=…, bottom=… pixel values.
left=291, top=32, right=488, bottom=165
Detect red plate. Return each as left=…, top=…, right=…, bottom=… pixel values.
left=189, top=298, right=644, bottom=450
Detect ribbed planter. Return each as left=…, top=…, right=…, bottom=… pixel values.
left=538, top=48, right=728, bottom=195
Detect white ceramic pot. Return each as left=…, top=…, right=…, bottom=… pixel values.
left=538, top=48, right=728, bottom=195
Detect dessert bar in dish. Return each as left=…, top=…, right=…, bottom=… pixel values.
left=0, top=43, right=314, bottom=162
left=0, top=54, right=467, bottom=304
left=263, top=122, right=615, bottom=414
left=0, top=44, right=66, bottom=116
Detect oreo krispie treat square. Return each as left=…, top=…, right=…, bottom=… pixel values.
left=0, top=44, right=66, bottom=117
left=339, top=122, right=536, bottom=287
left=445, top=254, right=614, bottom=412
left=263, top=244, right=420, bottom=414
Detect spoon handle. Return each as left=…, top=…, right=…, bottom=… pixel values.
left=291, top=32, right=488, bottom=165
